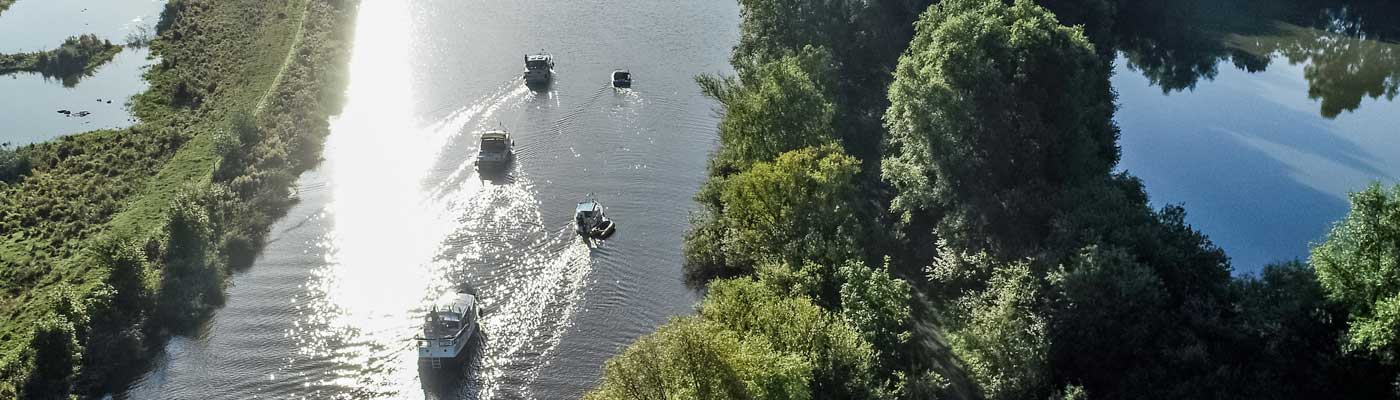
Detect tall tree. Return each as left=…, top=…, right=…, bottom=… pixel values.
left=686, top=145, right=865, bottom=283
left=882, top=0, right=1119, bottom=255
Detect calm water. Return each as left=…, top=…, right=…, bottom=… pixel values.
left=125, top=0, right=738, bottom=398
left=1113, top=1, right=1400, bottom=273
left=0, top=0, right=163, bottom=144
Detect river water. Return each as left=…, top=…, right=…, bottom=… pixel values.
left=116, top=0, right=1400, bottom=398
left=124, top=0, right=738, bottom=398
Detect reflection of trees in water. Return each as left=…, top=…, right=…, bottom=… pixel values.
left=1235, top=22, right=1400, bottom=118
left=1107, top=0, right=1400, bottom=118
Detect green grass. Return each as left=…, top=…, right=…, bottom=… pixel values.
left=0, top=0, right=355, bottom=396
left=0, top=0, right=14, bottom=17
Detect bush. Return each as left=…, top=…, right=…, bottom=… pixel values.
left=0, top=143, right=31, bottom=184
left=584, top=317, right=811, bottom=400
left=22, top=315, right=79, bottom=400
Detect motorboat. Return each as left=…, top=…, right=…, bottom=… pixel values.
left=611, top=69, right=632, bottom=88
left=416, top=292, right=480, bottom=370
left=475, top=129, right=514, bottom=171
left=574, top=200, right=617, bottom=239
left=523, top=51, right=554, bottom=86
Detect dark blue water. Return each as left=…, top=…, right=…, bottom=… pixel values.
left=1114, top=9, right=1400, bottom=273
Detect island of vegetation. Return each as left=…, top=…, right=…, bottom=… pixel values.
left=586, top=0, right=1400, bottom=399
left=0, top=0, right=356, bottom=398
left=0, top=35, right=122, bottom=79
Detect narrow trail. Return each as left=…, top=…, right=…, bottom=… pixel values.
left=254, top=0, right=309, bottom=114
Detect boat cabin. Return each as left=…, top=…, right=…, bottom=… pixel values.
left=417, top=292, right=480, bottom=369
left=611, top=70, right=632, bottom=88
left=524, top=52, right=554, bottom=86
left=476, top=130, right=514, bottom=170
left=574, top=200, right=617, bottom=239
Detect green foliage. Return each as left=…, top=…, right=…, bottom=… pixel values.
left=0, top=142, right=31, bottom=184
left=1045, top=246, right=1171, bottom=398
left=720, top=145, right=861, bottom=266
left=588, top=275, right=897, bottom=400
left=0, top=0, right=358, bottom=395
left=931, top=251, right=1049, bottom=400
left=585, top=317, right=812, bottom=400
left=22, top=315, right=80, bottom=400
left=697, top=48, right=838, bottom=172
left=883, top=0, right=1119, bottom=254
left=1313, top=183, right=1400, bottom=361
left=686, top=145, right=865, bottom=283
left=1229, top=261, right=1399, bottom=399
left=0, top=34, right=123, bottom=87
left=702, top=278, right=884, bottom=399
left=732, top=0, right=933, bottom=159
left=1055, top=384, right=1088, bottom=400
left=838, top=259, right=913, bottom=371
left=152, top=186, right=225, bottom=329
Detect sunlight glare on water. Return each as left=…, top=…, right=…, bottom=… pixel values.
left=297, top=0, right=455, bottom=396
left=124, top=0, right=738, bottom=396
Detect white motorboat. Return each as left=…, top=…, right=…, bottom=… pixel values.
left=416, top=292, right=480, bottom=370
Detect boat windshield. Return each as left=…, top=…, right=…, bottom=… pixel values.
left=481, top=138, right=508, bottom=152
left=614, top=72, right=630, bottom=80
left=526, top=59, right=550, bottom=70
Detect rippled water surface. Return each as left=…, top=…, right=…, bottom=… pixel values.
left=125, top=0, right=738, bottom=398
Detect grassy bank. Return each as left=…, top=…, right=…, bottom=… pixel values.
left=0, top=35, right=123, bottom=86
left=0, top=0, right=13, bottom=17
left=0, top=0, right=356, bottom=397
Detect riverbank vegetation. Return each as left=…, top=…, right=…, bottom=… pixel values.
left=0, top=0, right=356, bottom=397
left=0, top=35, right=123, bottom=87
left=590, top=0, right=1400, bottom=398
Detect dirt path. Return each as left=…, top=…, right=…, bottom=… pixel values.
left=255, top=0, right=309, bottom=114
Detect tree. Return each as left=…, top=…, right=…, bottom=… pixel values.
left=1230, top=261, right=1399, bottom=399
left=697, top=48, right=838, bottom=172
left=701, top=277, right=885, bottom=399
left=0, top=142, right=31, bottom=184
left=1046, top=245, right=1173, bottom=399
left=930, top=252, right=1049, bottom=400
left=685, top=145, right=865, bottom=283
left=584, top=317, right=812, bottom=400
left=719, top=145, right=864, bottom=271
left=1312, top=183, right=1400, bottom=362
left=22, top=315, right=80, bottom=400
left=837, top=259, right=913, bottom=372
left=882, top=0, right=1119, bottom=255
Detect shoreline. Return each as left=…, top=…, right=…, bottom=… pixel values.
left=0, top=0, right=358, bottom=397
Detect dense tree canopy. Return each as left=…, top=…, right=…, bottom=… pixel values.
left=603, top=0, right=1400, bottom=399
left=686, top=145, right=865, bottom=283
left=587, top=276, right=892, bottom=400
left=698, top=48, right=838, bottom=173
left=882, top=0, right=1119, bottom=255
